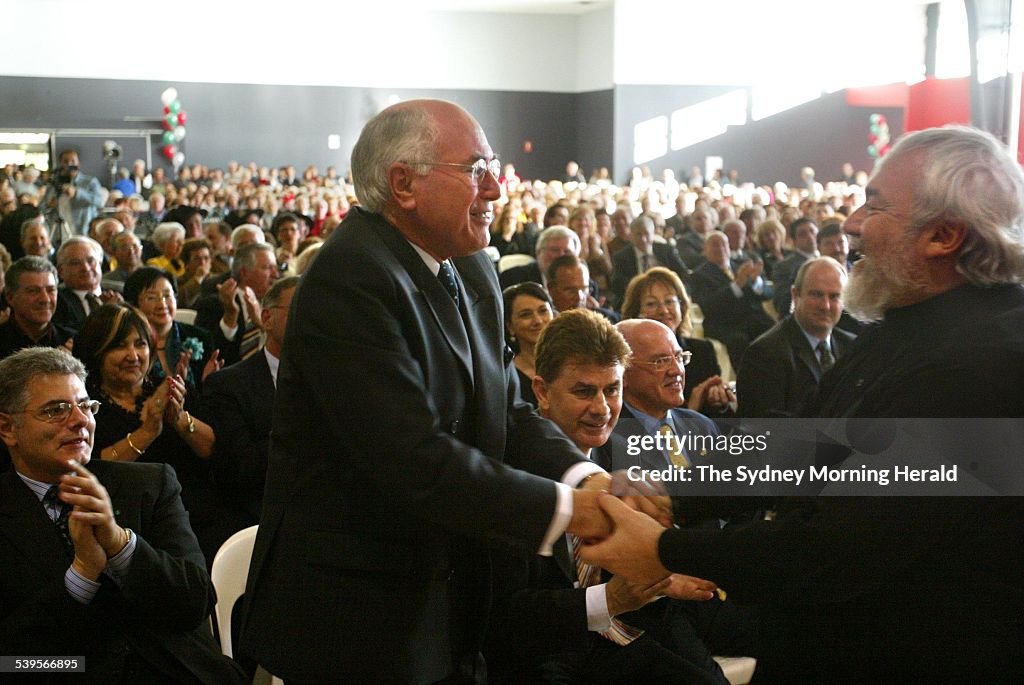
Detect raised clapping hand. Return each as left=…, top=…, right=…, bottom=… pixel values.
left=579, top=492, right=672, bottom=586
left=62, top=460, right=126, bottom=580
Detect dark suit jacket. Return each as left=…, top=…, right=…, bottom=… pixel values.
left=0, top=461, right=246, bottom=684
left=736, top=316, right=855, bottom=418
left=675, top=230, right=707, bottom=270
left=240, top=208, right=586, bottom=683
left=200, top=349, right=276, bottom=525
left=53, top=287, right=88, bottom=332
left=610, top=243, right=691, bottom=303
left=194, top=292, right=251, bottom=367
left=687, top=262, right=774, bottom=358
left=498, top=261, right=542, bottom=291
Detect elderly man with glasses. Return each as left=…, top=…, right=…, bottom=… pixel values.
left=0, top=347, right=246, bottom=683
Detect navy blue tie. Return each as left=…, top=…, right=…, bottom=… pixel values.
left=44, top=485, right=74, bottom=556
left=438, top=261, right=460, bottom=309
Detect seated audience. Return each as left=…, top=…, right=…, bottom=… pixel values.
left=177, top=238, right=214, bottom=308
left=611, top=215, right=690, bottom=306
left=195, top=242, right=279, bottom=367
left=620, top=267, right=732, bottom=415
left=20, top=214, right=54, bottom=261
left=688, top=232, right=774, bottom=367
left=123, top=267, right=219, bottom=391
left=0, top=347, right=247, bottom=684
left=145, top=222, right=186, bottom=278
left=676, top=208, right=714, bottom=269
left=737, top=257, right=856, bottom=417
left=501, top=282, right=554, bottom=407
left=0, top=257, right=74, bottom=358
left=102, top=232, right=143, bottom=292
left=201, top=276, right=298, bottom=527
left=771, top=217, right=819, bottom=317
left=54, top=236, right=122, bottom=332
left=547, top=255, right=619, bottom=322
left=490, top=200, right=535, bottom=257
left=486, top=309, right=720, bottom=685
left=499, top=225, right=580, bottom=291
left=73, top=304, right=240, bottom=564
left=753, top=219, right=788, bottom=280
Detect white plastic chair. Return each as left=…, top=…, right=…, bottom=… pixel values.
left=174, top=308, right=198, bottom=326
left=210, top=525, right=258, bottom=659
left=714, top=656, right=757, bottom=684
left=497, top=253, right=535, bottom=273
left=482, top=246, right=501, bottom=263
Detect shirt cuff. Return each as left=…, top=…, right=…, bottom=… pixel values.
left=103, top=528, right=137, bottom=587
left=219, top=319, right=238, bottom=341
left=730, top=282, right=744, bottom=298
left=536, top=461, right=607, bottom=556
left=65, top=567, right=101, bottom=605
left=586, top=583, right=612, bottom=632
left=751, top=276, right=765, bottom=294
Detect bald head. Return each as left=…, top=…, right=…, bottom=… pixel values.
left=617, top=319, right=686, bottom=419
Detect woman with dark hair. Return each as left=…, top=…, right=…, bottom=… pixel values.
left=123, top=266, right=219, bottom=391
left=73, top=303, right=238, bottom=564
left=621, top=267, right=734, bottom=414
left=502, top=282, right=554, bottom=407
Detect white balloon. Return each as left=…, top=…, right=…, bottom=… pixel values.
left=174, top=125, right=186, bottom=142
left=161, top=87, right=178, bottom=106
left=172, top=151, right=185, bottom=168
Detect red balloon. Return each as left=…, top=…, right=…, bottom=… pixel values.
left=162, top=144, right=177, bottom=159
left=868, top=133, right=878, bottom=144
left=177, top=111, right=188, bottom=125
left=163, top=105, right=170, bottom=115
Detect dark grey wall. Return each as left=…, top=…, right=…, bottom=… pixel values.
left=613, top=85, right=905, bottom=187
left=576, top=89, right=615, bottom=174
left=0, top=76, right=580, bottom=183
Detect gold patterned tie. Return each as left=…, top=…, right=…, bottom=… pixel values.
left=659, top=423, right=691, bottom=469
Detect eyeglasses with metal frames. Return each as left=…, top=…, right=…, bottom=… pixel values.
left=6, top=399, right=101, bottom=424
left=632, top=350, right=692, bottom=371
left=404, top=158, right=502, bottom=184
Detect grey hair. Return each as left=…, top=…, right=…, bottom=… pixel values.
left=56, top=236, right=103, bottom=265
left=151, top=222, right=186, bottom=250
left=19, top=215, right=47, bottom=241
left=880, top=125, right=1024, bottom=285
left=0, top=347, right=86, bottom=414
left=630, top=215, right=655, bottom=234
left=351, top=105, right=439, bottom=214
left=534, top=226, right=581, bottom=257
left=230, top=224, right=266, bottom=251
left=5, top=255, right=57, bottom=293
left=262, top=275, right=300, bottom=309
left=232, top=242, right=275, bottom=279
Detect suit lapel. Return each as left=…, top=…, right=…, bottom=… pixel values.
left=377, top=223, right=475, bottom=391
left=0, top=472, right=74, bottom=578
left=787, top=317, right=823, bottom=383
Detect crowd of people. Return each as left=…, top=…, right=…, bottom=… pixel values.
left=1, top=101, right=1022, bottom=684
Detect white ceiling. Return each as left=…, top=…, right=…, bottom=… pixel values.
left=425, top=0, right=611, bottom=13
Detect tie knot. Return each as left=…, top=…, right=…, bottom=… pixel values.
left=43, top=484, right=61, bottom=506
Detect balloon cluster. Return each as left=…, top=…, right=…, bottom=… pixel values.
left=160, top=87, right=188, bottom=168
left=868, top=113, right=890, bottom=160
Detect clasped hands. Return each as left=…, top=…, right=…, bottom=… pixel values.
left=59, top=460, right=128, bottom=581
left=569, top=472, right=715, bottom=602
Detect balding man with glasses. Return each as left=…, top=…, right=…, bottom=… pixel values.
left=0, top=347, right=246, bottom=684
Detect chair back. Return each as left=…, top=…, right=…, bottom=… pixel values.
left=210, top=525, right=259, bottom=658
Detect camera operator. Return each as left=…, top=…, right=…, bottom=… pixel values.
left=42, top=149, right=104, bottom=237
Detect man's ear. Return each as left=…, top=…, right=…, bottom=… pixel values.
left=388, top=162, right=417, bottom=211
left=0, top=413, right=19, bottom=450
left=922, top=219, right=967, bottom=258
left=532, top=376, right=549, bottom=414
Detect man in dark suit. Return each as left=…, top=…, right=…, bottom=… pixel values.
left=688, top=232, right=774, bottom=367
left=770, top=217, right=818, bottom=317
left=498, top=225, right=579, bottom=291
left=195, top=242, right=278, bottom=367
left=201, top=276, right=298, bottom=526
left=737, top=257, right=856, bottom=418
left=241, top=99, right=628, bottom=684
left=675, top=208, right=714, bottom=270
left=0, top=347, right=246, bottom=684
left=0, top=257, right=75, bottom=359
left=486, top=309, right=719, bottom=684
left=611, top=215, right=690, bottom=304
left=581, top=126, right=1024, bottom=683
left=53, top=236, right=122, bottom=332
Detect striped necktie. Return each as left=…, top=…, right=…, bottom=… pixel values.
left=438, top=261, right=460, bottom=309
left=571, top=535, right=644, bottom=645
left=238, top=295, right=262, bottom=360
left=43, top=485, right=74, bottom=556
left=659, top=423, right=691, bottom=469
left=817, top=340, right=834, bottom=373
left=85, top=292, right=102, bottom=315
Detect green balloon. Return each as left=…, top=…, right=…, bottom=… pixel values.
left=868, top=144, right=879, bottom=157
left=162, top=131, right=176, bottom=145
left=169, top=100, right=181, bottom=115
left=870, top=124, right=880, bottom=135
left=870, top=113, right=881, bottom=124
left=165, top=113, right=177, bottom=128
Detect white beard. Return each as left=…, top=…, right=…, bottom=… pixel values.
left=844, top=247, right=930, bottom=322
